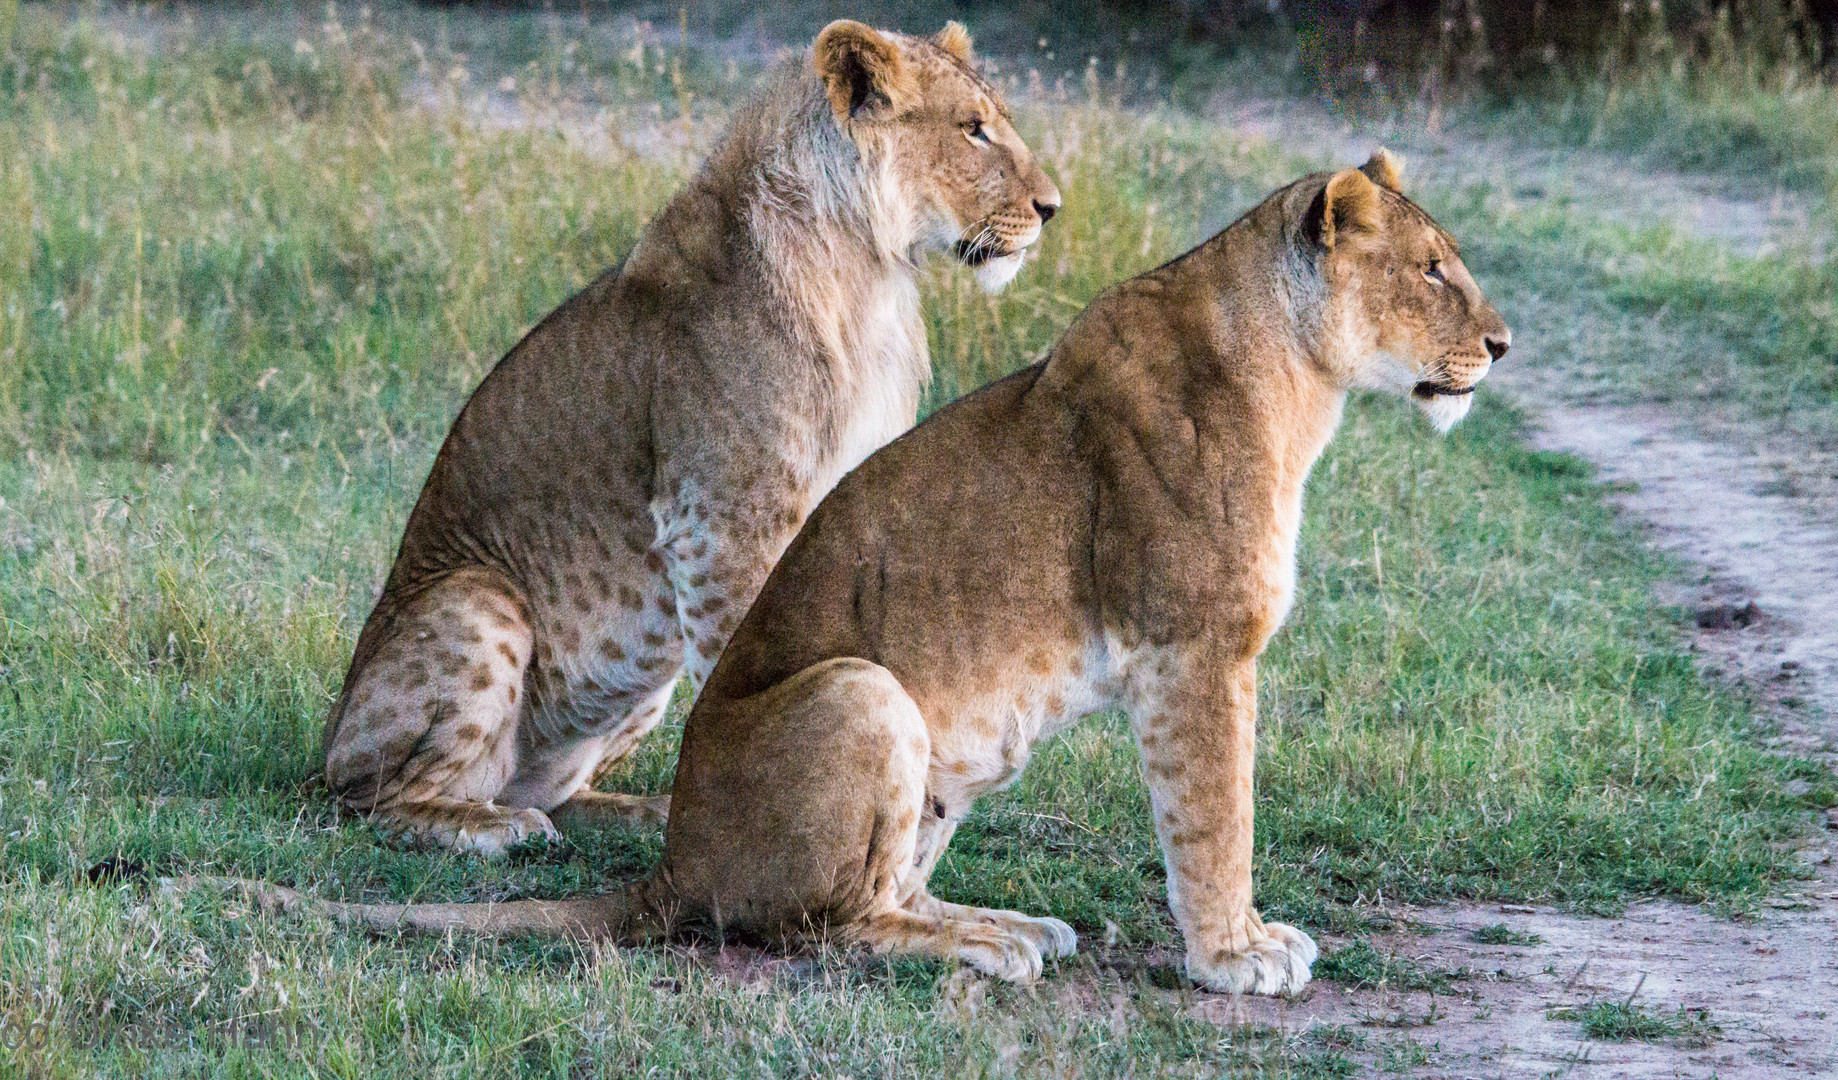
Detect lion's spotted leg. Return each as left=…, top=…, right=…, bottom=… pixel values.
left=324, top=568, right=553, bottom=858
left=652, top=479, right=804, bottom=693
left=1132, top=654, right=1314, bottom=996
left=362, top=797, right=560, bottom=857
left=516, top=679, right=681, bottom=832
left=548, top=791, right=671, bottom=829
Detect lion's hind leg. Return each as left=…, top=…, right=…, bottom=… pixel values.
left=324, top=567, right=556, bottom=857
left=666, top=658, right=1047, bottom=982
left=849, top=908, right=1045, bottom=984
left=903, top=893, right=1077, bottom=961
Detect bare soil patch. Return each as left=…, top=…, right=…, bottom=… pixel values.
left=1057, top=890, right=1838, bottom=1078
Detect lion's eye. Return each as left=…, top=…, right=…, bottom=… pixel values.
left=1423, top=261, right=1447, bottom=285
left=963, top=119, right=990, bottom=145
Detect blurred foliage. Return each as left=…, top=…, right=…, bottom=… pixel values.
left=416, top=1, right=1838, bottom=86
left=1261, top=1, right=1838, bottom=92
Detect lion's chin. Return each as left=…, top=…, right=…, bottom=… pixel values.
left=971, top=249, right=1026, bottom=293
left=1414, top=389, right=1474, bottom=433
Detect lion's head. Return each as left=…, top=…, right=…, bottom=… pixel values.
left=1293, top=149, right=1510, bottom=432
left=813, top=20, right=1061, bottom=292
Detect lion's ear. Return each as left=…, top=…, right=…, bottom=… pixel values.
left=1360, top=148, right=1404, bottom=192
left=933, top=21, right=974, bottom=62
left=1305, top=168, right=1386, bottom=251
left=813, top=20, right=913, bottom=122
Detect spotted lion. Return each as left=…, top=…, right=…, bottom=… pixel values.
left=321, top=20, right=1060, bottom=855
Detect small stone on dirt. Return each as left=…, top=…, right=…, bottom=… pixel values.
left=1499, top=904, right=1537, bottom=914
left=1697, top=601, right=1763, bottom=630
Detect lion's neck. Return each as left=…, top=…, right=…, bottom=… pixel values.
left=1188, top=231, right=1349, bottom=468
left=742, top=102, right=924, bottom=340
left=1211, top=239, right=1350, bottom=636
left=1164, top=233, right=1350, bottom=633
left=726, top=72, right=932, bottom=484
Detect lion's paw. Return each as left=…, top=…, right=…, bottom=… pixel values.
left=1188, top=921, right=1316, bottom=996
left=1012, top=914, right=1077, bottom=960
left=450, top=807, right=561, bottom=859
left=961, top=929, right=1045, bottom=984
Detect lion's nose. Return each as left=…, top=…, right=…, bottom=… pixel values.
left=1484, top=332, right=1510, bottom=362
left=1033, top=199, right=1058, bottom=224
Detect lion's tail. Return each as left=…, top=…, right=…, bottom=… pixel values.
left=161, top=873, right=677, bottom=943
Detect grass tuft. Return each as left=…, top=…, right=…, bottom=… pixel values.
left=1469, top=924, right=1542, bottom=947
left=1313, top=940, right=1470, bottom=993
left=1549, top=999, right=1721, bottom=1047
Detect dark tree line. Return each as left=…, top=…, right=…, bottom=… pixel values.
left=1175, top=1, right=1838, bottom=81
left=412, top=0, right=1838, bottom=85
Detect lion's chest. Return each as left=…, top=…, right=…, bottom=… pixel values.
left=813, top=284, right=926, bottom=499
left=920, top=637, right=1121, bottom=814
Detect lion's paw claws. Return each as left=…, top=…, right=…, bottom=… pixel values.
left=1189, top=922, right=1316, bottom=996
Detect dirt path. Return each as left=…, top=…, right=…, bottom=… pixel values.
left=1049, top=887, right=1836, bottom=1078
left=1518, top=399, right=1838, bottom=745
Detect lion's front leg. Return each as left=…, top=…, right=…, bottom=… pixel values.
left=1130, top=653, right=1315, bottom=995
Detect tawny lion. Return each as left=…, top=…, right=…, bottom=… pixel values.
left=225, top=150, right=1508, bottom=996
left=319, top=20, right=1059, bottom=855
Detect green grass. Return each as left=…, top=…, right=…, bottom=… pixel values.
left=1420, top=183, right=1838, bottom=449
left=1312, top=941, right=1470, bottom=994
left=1548, top=999, right=1721, bottom=1047
left=1526, top=78, right=1838, bottom=192
left=0, top=9, right=1825, bottom=1078
left=1298, top=4, right=1838, bottom=195
left=1464, top=34, right=1838, bottom=196
left=1468, top=924, right=1541, bottom=948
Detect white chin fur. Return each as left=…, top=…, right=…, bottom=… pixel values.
left=972, top=250, right=1026, bottom=293
left=1416, top=392, right=1473, bottom=433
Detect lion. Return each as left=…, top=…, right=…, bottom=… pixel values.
left=225, top=150, right=1508, bottom=995
left=319, top=20, right=1061, bottom=855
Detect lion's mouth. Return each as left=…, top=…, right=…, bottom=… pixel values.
left=1412, top=381, right=1477, bottom=399
left=955, top=238, right=1011, bottom=266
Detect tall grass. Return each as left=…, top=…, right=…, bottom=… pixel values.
left=1415, top=180, right=1838, bottom=448
left=0, top=9, right=1826, bottom=1077
left=1498, top=21, right=1838, bottom=193
left=1234, top=0, right=1838, bottom=192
